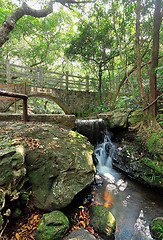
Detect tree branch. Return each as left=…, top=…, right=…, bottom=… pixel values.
left=143, top=94, right=163, bottom=111
left=0, top=1, right=54, bottom=47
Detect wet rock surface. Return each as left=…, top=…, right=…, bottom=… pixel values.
left=89, top=204, right=116, bottom=239
left=112, top=142, right=163, bottom=192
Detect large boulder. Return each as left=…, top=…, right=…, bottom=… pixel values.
left=0, top=121, right=95, bottom=215
left=25, top=124, right=95, bottom=210
left=36, top=210, right=69, bottom=240
left=98, top=108, right=132, bottom=128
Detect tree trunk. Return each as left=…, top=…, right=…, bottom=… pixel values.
left=135, top=0, right=148, bottom=123
left=148, top=0, right=162, bottom=123
left=98, top=64, right=103, bottom=103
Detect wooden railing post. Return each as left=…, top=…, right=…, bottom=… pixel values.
left=6, top=60, right=11, bottom=83
left=14, top=84, right=17, bottom=113
left=39, top=67, right=44, bottom=87
left=23, top=98, right=28, bottom=122
left=86, top=75, right=89, bottom=92
left=66, top=71, right=69, bottom=91
left=79, top=79, right=81, bottom=91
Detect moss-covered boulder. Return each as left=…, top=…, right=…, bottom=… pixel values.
left=90, top=205, right=116, bottom=239
left=149, top=217, right=163, bottom=240
left=98, top=108, right=132, bottom=128
left=36, top=210, right=69, bottom=240
left=0, top=121, right=95, bottom=212
left=25, top=125, right=95, bottom=210
left=113, top=142, right=163, bottom=191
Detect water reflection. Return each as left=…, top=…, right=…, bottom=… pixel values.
left=94, top=134, right=163, bottom=240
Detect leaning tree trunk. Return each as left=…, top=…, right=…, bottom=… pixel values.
left=148, top=0, right=162, bottom=124
left=0, top=2, right=53, bottom=47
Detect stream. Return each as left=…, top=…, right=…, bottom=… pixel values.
left=93, top=134, right=163, bottom=240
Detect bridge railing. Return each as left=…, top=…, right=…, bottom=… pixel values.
left=0, top=60, right=98, bottom=92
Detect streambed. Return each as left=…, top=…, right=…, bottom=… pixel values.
left=93, top=135, right=163, bottom=240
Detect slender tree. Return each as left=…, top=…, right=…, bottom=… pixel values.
left=148, top=0, right=162, bottom=124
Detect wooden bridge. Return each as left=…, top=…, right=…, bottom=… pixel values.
left=0, top=61, right=100, bottom=114
left=0, top=60, right=98, bottom=92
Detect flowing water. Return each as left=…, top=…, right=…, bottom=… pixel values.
left=94, top=134, right=163, bottom=240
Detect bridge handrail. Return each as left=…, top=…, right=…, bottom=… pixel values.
left=0, top=89, right=28, bottom=122
left=0, top=82, right=26, bottom=114
left=0, top=61, right=98, bottom=92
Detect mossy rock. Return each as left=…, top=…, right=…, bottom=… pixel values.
left=128, top=109, right=143, bottom=128
left=150, top=217, right=163, bottom=240
left=36, top=210, right=69, bottom=240
left=146, top=132, right=163, bottom=160
left=90, top=205, right=116, bottom=239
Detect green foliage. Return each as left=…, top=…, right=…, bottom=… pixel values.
left=9, top=97, right=64, bottom=114
left=0, top=0, right=162, bottom=114
left=28, top=98, right=64, bottom=114
left=115, top=96, right=136, bottom=109
left=146, top=132, right=163, bottom=154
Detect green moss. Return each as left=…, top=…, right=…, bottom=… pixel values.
left=140, top=158, right=163, bottom=173
left=36, top=211, right=69, bottom=240
left=150, top=217, right=163, bottom=240
left=90, top=205, right=116, bottom=239
left=147, top=133, right=163, bottom=155
left=138, top=158, right=163, bottom=188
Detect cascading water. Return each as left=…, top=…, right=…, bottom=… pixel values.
left=93, top=132, right=163, bottom=240
left=95, top=133, right=115, bottom=172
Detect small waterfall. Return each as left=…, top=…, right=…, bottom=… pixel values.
left=75, top=118, right=106, bottom=144
left=94, top=132, right=118, bottom=181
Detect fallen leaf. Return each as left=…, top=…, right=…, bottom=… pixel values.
left=87, top=227, right=94, bottom=234
left=15, top=233, right=20, bottom=240
left=80, top=221, right=86, bottom=228
left=86, top=218, right=90, bottom=226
